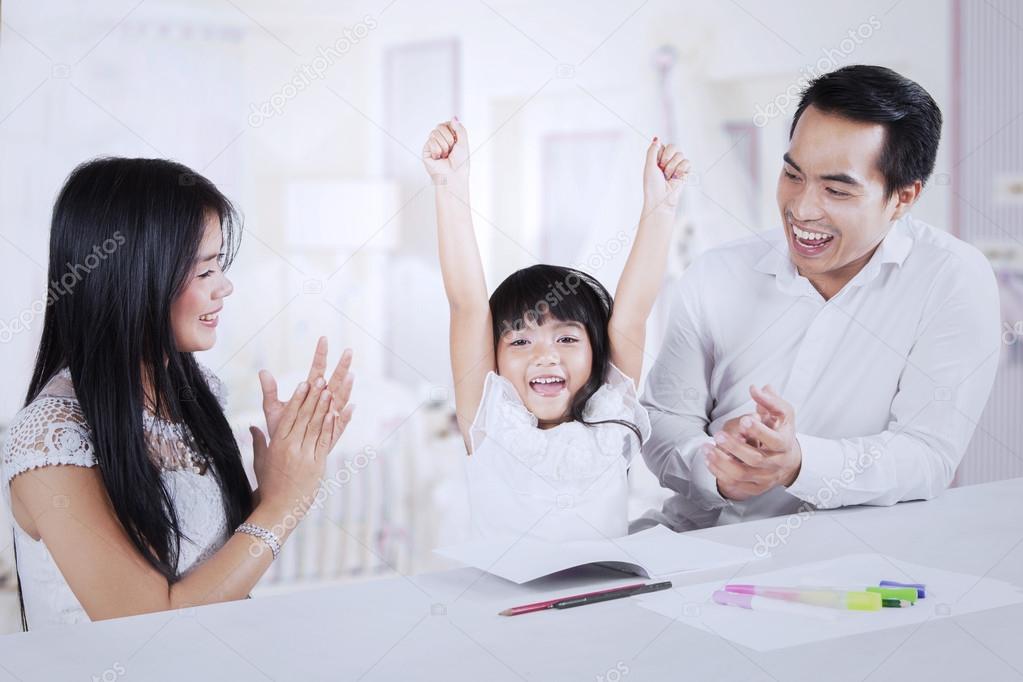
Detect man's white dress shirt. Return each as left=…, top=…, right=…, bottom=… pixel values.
left=640, top=215, right=1001, bottom=530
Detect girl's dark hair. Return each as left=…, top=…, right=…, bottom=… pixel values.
left=488, top=264, right=642, bottom=443
left=15, top=157, right=254, bottom=630
left=791, top=64, right=942, bottom=199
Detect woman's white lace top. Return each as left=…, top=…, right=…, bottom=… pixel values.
left=1, top=368, right=231, bottom=630
left=466, top=364, right=651, bottom=543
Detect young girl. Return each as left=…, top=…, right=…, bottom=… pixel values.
left=422, top=120, right=689, bottom=541
left=1, top=157, right=355, bottom=630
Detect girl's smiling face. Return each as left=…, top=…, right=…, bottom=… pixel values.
left=170, top=216, right=234, bottom=352
left=496, top=317, right=593, bottom=428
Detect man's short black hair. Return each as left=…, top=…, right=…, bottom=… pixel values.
left=791, top=65, right=942, bottom=198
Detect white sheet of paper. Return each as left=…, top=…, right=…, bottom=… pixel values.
left=635, top=553, right=1023, bottom=651
left=434, top=525, right=757, bottom=584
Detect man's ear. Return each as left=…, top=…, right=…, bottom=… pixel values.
left=889, top=180, right=923, bottom=221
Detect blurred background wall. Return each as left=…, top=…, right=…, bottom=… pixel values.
left=1, top=0, right=1020, bottom=633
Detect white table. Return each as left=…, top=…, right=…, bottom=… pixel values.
left=1, top=478, right=1021, bottom=682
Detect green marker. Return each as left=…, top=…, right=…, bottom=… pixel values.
left=881, top=598, right=913, bottom=608
left=867, top=587, right=918, bottom=604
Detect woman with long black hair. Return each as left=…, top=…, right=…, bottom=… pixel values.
left=0, top=157, right=355, bottom=630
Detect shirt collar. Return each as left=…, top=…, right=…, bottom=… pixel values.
left=753, top=217, right=915, bottom=296
left=868, top=215, right=914, bottom=268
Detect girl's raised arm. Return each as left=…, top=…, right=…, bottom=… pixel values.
left=609, top=138, right=690, bottom=386
left=422, top=120, right=494, bottom=449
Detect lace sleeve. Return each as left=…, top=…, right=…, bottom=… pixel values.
left=1, top=396, right=97, bottom=486
left=196, top=363, right=227, bottom=409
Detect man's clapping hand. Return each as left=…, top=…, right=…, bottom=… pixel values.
left=705, top=385, right=803, bottom=501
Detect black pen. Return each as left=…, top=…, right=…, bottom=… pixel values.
left=552, top=581, right=672, bottom=610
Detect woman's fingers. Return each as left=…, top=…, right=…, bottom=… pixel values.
left=326, top=348, right=354, bottom=399
left=262, top=340, right=352, bottom=441
left=290, top=378, right=325, bottom=440
left=318, top=401, right=357, bottom=459
left=331, top=372, right=355, bottom=413
left=250, top=426, right=268, bottom=461
left=303, top=387, right=333, bottom=455
left=258, top=370, right=279, bottom=414
left=277, top=380, right=310, bottom=438
left=326, top=349, right=354, bottom=444
left=305, top=336, right=328, bottom=385
left=315, top=412, right=335, bottom=459
left=329, top=403, right=356, bottom=447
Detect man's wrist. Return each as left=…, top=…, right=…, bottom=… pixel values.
left=692, top=443, right=731, bottom=509
left=779, top=440, right=803, bottom=488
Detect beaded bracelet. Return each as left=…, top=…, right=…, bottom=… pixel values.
left=235, top=522, right=281, bottom=560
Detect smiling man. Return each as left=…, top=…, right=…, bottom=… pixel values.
left=639, top=65, right=1001, bottom=530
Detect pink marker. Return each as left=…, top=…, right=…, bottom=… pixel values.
left=712, top=590, right=838, bottom=620
left=724, top=584, right=881, bottom=611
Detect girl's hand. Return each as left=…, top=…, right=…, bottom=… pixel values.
left=259, top=338, right=354, bottom=444
left=643, top=137, right=690, bottom=213
left=250, top=375, right=354, bottom=518
left=422, top=119, right=469, bottom=187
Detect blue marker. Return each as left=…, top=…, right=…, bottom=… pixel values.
left=879, top=580, right=926, bottom=598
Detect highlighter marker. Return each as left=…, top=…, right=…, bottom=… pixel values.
left=724, top=585, right=882, bottom=611
left=712, top=590, right=839, bottom=620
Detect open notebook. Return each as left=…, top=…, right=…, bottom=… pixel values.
left=435, top=525, right=759, bottom=584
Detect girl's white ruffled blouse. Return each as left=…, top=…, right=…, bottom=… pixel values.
left=466, top=364, right=650, bottom=542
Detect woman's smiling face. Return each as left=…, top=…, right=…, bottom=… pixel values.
left=169, top=215, right=233, bottom=352
left=496, top=317, right=593, bottom=428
